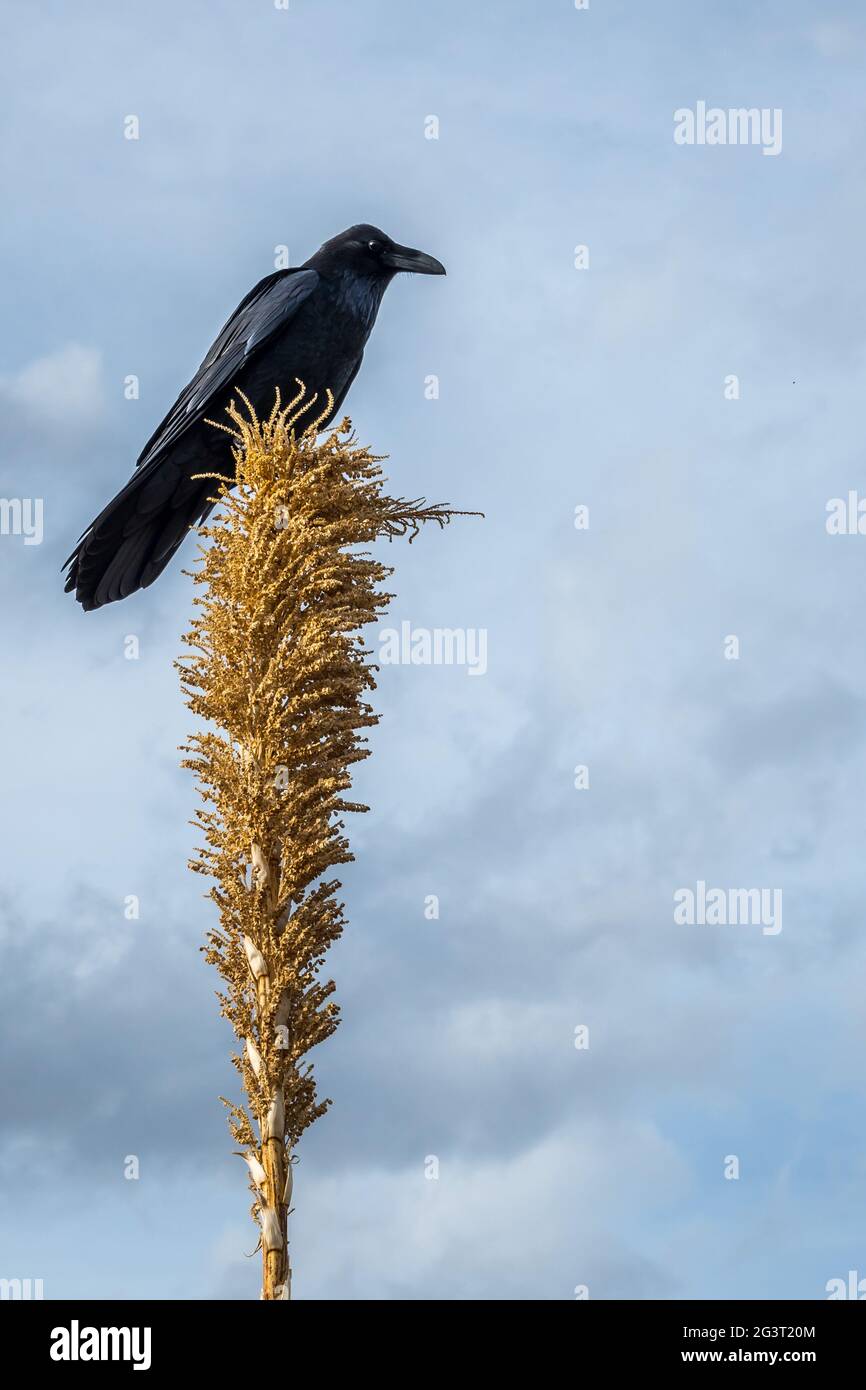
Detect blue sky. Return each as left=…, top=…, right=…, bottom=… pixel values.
left=2, top=0, right=866, bottom=1299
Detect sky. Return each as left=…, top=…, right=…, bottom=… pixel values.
left=2, top=0, right=866, bottom=1300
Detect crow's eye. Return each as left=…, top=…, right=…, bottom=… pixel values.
left=367, top=239, right=383, bottom=254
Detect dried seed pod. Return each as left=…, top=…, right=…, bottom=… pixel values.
left=244, top=1151, right=268, bottom=1189
left=245, top=1037, right=263, bottom=1078
left=259, top=1205, right=283, bottom=1251
left=250, top=843, right=269, bottom=889
left=242, top=934, right=269, bottom=980
left=265, top=1087, right=285, bottom=1140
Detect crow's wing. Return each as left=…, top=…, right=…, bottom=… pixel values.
left=135, top=267, right=320, bottom=470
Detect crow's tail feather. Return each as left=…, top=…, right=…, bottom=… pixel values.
left=63, top=468, right=217, bottom=611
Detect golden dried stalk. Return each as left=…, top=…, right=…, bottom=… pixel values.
left=177, top=384, right=469, bottom=1298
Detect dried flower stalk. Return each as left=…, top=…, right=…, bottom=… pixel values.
left=177, top=384, right=470, bottom=1298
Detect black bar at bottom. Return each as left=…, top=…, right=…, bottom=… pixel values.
left=4, top=1296, right=860, bottom=1374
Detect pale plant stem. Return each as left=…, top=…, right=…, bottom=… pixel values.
left=256, top=847, right=290, bottom=1301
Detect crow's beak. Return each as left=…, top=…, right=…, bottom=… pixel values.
left=382, top=243, right=446, bottom=275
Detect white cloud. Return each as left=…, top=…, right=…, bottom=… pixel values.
left=262, top=1120, right=687, bottom=1299
left=0, top=343, right=105, bottom=427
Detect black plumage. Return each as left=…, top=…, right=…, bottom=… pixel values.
left=63, top=224, right=445, bottom=610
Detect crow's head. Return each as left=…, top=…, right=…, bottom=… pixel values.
left=310, top=224, right=446, bottom=280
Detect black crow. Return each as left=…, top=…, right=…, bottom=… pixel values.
left=63, top=224, right=445, bottom=610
